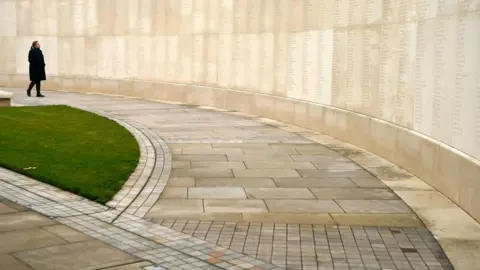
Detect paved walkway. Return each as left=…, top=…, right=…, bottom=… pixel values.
left=2, top=88, right=455, bottom=270
left=0, top=198, right=153, bottom=270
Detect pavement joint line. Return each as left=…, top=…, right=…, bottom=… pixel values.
left=110, top=119, right=159, bottom=223
left=106, top=119, right=151, bottom=209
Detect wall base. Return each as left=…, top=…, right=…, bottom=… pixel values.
left=0, top=99, right=10, bottom=107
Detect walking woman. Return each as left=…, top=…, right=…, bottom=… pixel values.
left=27, top=41, right=46, bottom=97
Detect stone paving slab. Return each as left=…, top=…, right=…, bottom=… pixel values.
left=195, top=178, right=277, bottom=188
left=245, top=188, right=316, bottom=199
left=189, top=187, right=248, bottom=199
left=204, top=200, right=269, bottom=213
left=272, top=178, right=359, bottom=188
left=308, top=188, right=398, bottom=200
left=0, top=198, right=151, bottom=270
left=264, top=200, right=344, bottom=213
left=0, top=211, right=56, bottom=232
left=84, top=98, right=419, bottom=224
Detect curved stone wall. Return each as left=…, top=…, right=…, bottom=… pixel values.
left=1, top=0, right=479, bottom=221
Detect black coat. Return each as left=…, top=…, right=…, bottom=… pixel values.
left=28, top=48, right=46, bottom=82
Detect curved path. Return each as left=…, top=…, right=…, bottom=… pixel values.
left=3, top=88, right=457, bottom=270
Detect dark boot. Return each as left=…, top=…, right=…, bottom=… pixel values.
left=27, top=81, right=35, bottom=97
left=35, top=82, right=44, bottom=97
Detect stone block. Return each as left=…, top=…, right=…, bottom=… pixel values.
left=0, top=212, right=57, bottom=232
left=188, top=187, right=247, bottom=199
left=309, top=188, right=398, bottom=200
left=233, top=169, right=300, bottom=178
left=195, top=177, right=277, bottom=188
left=273, top=177, right=357, bottom=188
left=335, top=200, right=412, bottom=214
left=14, top=240, right=135, bottom=270
left=245, top=188, right=316, bottom=199
left=265, top=199, right=344, bottom=213
left=42, top=225, right=92, bottom=243
left=204, top=199, right=268, bottom=213
left=159, top=187, right=188, bottom=199
left=0, top=90, right=13, bottom=107
left=148, top=199, right=204, bottom=215
left=0, top=228, right=66, bottom=253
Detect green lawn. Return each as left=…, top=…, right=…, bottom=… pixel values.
left=0, top=105, right=140, bottom=204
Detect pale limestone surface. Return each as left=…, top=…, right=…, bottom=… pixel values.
left=0, top=0, right=477, bottom=155
left=195, top=177, right=277, bottom=188
left=0, top=201, right=148, bottom=270
left=142, top=106, right=417, bottom=221
left=0, top=91, right=13, bottom=98
left=396, top=189, right=480, bottom=270
left=0, top=90, right=12, bottom=107
left=15, top=241, right=135, bottom=270
left=0, top=211, right=56, bottom=232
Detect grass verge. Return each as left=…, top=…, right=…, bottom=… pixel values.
left=0, top=105, right=140, bottom=204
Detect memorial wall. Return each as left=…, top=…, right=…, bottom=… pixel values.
left=0, top=0, right=479, bottom=221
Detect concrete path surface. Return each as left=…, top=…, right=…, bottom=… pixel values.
left=0, top=88, right=462, bottom=270
left=0, top=198, right=153, bottom=270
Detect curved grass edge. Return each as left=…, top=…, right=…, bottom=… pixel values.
left=0, top=105, right=140, bottom=204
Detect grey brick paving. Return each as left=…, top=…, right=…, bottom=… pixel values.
left=156, top=220, right=454, bottom=270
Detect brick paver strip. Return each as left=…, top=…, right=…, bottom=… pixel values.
left=106, top=119, right=153, bottom=210
left=0, top=170, right=280, bottom=270
left=7, top=101, right=173, bottom=220
left=72, top=106, right=172, bottom=219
